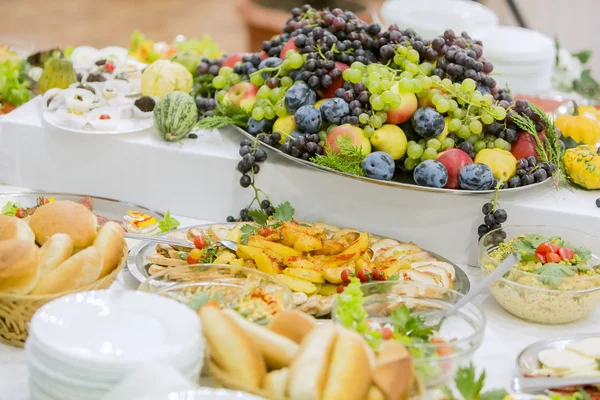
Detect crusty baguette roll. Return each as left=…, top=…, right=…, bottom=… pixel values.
left=223, top=309, right=299, bottom=370
left=372, top=340, right=414, bottom=400
left=0, top=240, right=41, bottom=294
left=267, top=310, right=317, bottom=345
left=38, top=233, right=74, bottom=279
left=262, top=368, right=289, bottom=400
left=0, top=215, right=35, bottom=243
left=288, top=324, right=338, bottom=400
left=32, top=246, right=102, bottom=295
left=93, top=221, right=125, bottom=278
left=321, top=328, right=373, bottom=400
left=29, top=200, right=97, bottom=250
left=366, top=386, right=386, bottom=400
left=199, top=305, right=266, bottom=390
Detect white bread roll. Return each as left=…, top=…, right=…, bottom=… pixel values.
left=0, top=215, right=35, bottom=243
left=262, top=368, right=289, bottom=400
left=321, top=328, right=374, bottom=400
left=267, top=310, right=317, bottom=345
left=38, top=233, right=74, bottom=279
left=373, top=340, right=414, bottom=400
left=288, top=324, right=338, bottom=400
left=32, top=246, right=102, bottom=295
left=93, top=221, right=125, bottom=278
left=223, top=309, right=299, bottom=370
left=0, top=240, right=41, bottom=294
left=29, top=200, right=97, bottom=250
left=199, top=305, right=266, bottom=390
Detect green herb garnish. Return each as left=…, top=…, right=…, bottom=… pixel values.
left=534, top=263, right=577, bottom=287
left=443, top=364, right=508, bottom=400
left=272, top=201, right=295, bottom=222
left=1, top=201, right=20, bottom=216
left=390, top=305, right=436, bottom=341
left=157, top=210, right=180, bottom=233
left=312, top=137, right=366, bottom=176
left=196, top=102, right=251, bottom=130
left=0, top=60, right=33, bottom=110
left=187, top=291, right=224, bottom=310
left=239, top=201, right=296, bottom=245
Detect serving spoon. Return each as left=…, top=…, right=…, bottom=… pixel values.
left=124, top=233, right=238, bottom=252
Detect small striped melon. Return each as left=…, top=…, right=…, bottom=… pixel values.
left=153, top=91, right=197, bottom=142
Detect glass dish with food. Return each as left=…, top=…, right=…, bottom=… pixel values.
left=332, top=279, right=485, bottom=390
left=479, top=225, right=600, bottom=324
left=138, top=264, right=293, bottom=324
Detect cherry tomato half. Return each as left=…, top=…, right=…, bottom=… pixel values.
left=186, top=255, right=197, bottom=264
left=536, top=242, right=555, bottom=254
left=340, top=269, right=352, bottom=283
left=534, top=252, right=546, bottom=264
left=336, top=285, right=346, bottom=294
left=550, top=243, right=560, bottom=253
left=558, top=247, right=575, bottom=261
left=372, top=269, right=386, bottom=281
left=15, top=208, right=25, bottom=219
left=194, top=234, right=206, bottom=250
left=357, top=269, right=371, bottom=283
left=546, top=252, right=562, bottom=263
left=381, top=327, right=394, bottom=340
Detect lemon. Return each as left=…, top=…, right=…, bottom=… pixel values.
left=474, top=148, right=517, bottom=180
left=272, top=115, right=296, bottom=144
left=369, top=124, right=407, bottom=160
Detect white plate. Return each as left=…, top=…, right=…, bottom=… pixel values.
left=43, top=110, right=153, bottom=135
left=135, top=388, right=266, bottom=399
left=30, top=290, right=201, bottom=366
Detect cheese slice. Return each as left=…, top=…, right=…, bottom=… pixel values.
left=566, top=337, right=600, bottom=359
left=538, top=349, right=595, bottom=371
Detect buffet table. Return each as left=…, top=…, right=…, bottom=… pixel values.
left=0, top=183, right=598, bottom=400
left=2, top=98, right=600, bottom=267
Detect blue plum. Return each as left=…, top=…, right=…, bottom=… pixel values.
left=362, top=152, right=395, bottom=181
left=411, top=107, right=445, bottom=138
left=247, top=117, right=274, bottom=136
left=295, top=105, right=322, bottom=133
left=413, top=160, right=448, bottom=188
left=320, top=98, right=350, bottom=124
left=258, top=57, right=283, bottom=80
left=284, top=83, right=317, bottom=114
left=458, top=163, right=494, bottom=190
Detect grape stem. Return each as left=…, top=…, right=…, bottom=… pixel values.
left=490, top=179, right=505, bottom=213
left=244, top=134, right=271, bottom=213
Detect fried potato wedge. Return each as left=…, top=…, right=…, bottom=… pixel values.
left=283, top=256, right=316, bottom=269
left=248, top=236, right=301, bottom=258
left=277, top=274, right=318, bottom=294
left=236, top=244, right=263, bottom=261
left=293, top=235, right=323, bottom=252
left=313, top=239, right=345, bottom=256
left=255, top=253, right=282, bottom=276
left=283, top=268, right=325, bottom=283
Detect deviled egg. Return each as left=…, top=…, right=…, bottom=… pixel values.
left=86, top=106, right=120, bottom=131
left=63, top=88, right=96, bottom=113
left=55, top=108, right=88, bottom=129
left=42, top=88, right=65, bottom=111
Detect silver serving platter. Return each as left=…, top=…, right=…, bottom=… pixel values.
left=0, top=191, right=164, bottom=222
left=517, top=333, right=600, bottom=378
left=233, top=126, right=552, bottom=195
left=127, top=223, right=471, bottom=295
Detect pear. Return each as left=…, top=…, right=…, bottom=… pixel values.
left=38, top=57, right=77, bottom=95
left=369, top=124, right=407, bottom=160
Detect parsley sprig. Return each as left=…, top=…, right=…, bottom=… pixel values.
left=196, top=102, right=251, bottom=130
left=1, top=201, right=20, bottom=216
left=442, top=364, right=508, bottom=400
left=157, top=210, right=180, bottom=233
left=312, top=137, right=366, bottom=176
left=240, top=201, right=295, bottom=244
left=0, top=60, right=33, bottom=110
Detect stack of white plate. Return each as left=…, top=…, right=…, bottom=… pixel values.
left=381, top=0, right=498, bottom=39
left=25, top=290, right=204, bottom=400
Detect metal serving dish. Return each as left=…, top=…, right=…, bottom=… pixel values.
left=232, top=126, right=552, bottom=196
left=127, top=223, right=471, bottom=295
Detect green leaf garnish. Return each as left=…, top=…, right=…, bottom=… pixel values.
left=390, top=305, right=436, bottom=341
left=187, top=291, right=224, bottom=310
left=240, top=224, right=258, bottom=245
left=534, top=263, right=577, bottom=287
left=247, top=209, right=269, bottom=226
left=196, top=102, right=251, bottom=130
left=1, top=201, right=20, bottom=216
left=572, top=49, right=593, bottom=64
left=272, top=201, right=295, bottom=221
left=443, top=364, right=508, bottom=400
left=312, top=137, right=366, bottom=176
left=157, top=210, right=180, bottom=233
left=0, top=60, right=33, bottom=110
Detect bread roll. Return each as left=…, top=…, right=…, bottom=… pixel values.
left=321, top=328, right=373, bottom=400
left=267, top=310, right=317, bottom=345
left=93, top=221, right=125, bottom=278
left=32, top=246, right=102, bottom=295
left=199, top=305, right=266, bottom=390
left=373, top=341, right=414, bottom=400
left=38, top=233, right=73, bottom=279
left=29, top=200, right=97, bottom=250
left=0, top=240, right=41, bottom=294
left=262, top=368, right=289, bottom=400
left=223, top=309, right=299, bottom=370
left=366, top=386, right=386, bottom=400
left=0, top=215, right=35, bottom=243
left=288, top=324, right=338, bottom=400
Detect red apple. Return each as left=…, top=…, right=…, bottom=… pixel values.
left=221, top=53, right=247, bottom=68
left=325, top=124, right=371, bottom=156
left=260, top=51, right=269, bottom=61
left=224, top=82, right=259, bottom=112
left=511, top=131, right=545, bottom=161
left=280, top=39, right=299, bottom=59
left=386, top=91, right=418, bottom=124
left=321, top=62, right=349, bottom=98
left=437, top=149, right=473, bottom=189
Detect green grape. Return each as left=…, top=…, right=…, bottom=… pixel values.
left=249, top=73, right=264, bottom=87
left=494, top=106, right=507, bottom=120
left=216, top=90, right=227, bottom=103
left=406, top=63, right=420, bottom=76
left=383, top=104, right=390, bottom=111
left=419, top=62, right=434, bottom=75
left=483, top=134, right=495, bottom=142
left=404, top=158, right=417, bottom=171
left=370, top=115, right=384, bottom=128
left=270, top=88, right=283, bottom=103
left=213, top=75, right=227, bottom=89
left=417, top=90, right=429, bottom=99
left=494, top=138, right=511, bottom=151
left=453, top=108, right=465, bottom=119
left=412, top=80, right=423, bottom=94
left=281, top=76, right=293, bottom=88
left=407, top=143, right=424, bottom=159
left=422, top=147, right=438, bottom=160
left=393, top=54, right=403, bottom=66
left=327, top=124, right=338, bottom=133
left=257, top=85, right=271, bottom=99
left=364, top=126, right=375, bottom=138
left=441, top=137, right=455, bottom=149
left=350, top=69, right=364, bottom=83
left=407, top=49, right=420, bottom=63
left=431, top=94, right=442, bottom=106
left=397, top=46, right=408, bottom=56
left=436, top=99, right=450, bottom=113
left=359, top=113, right=369, bottom=124
left=370, top=95, right=385, bottom=111
left=318, top=130, right=328, bottom=141
left=369, top=72, right=382, bottom=82
left=481, top=112, right=494, bottom=125
left=466, top=134, right=479, bottom=144
left=474, top=141, right=486, bottom=152
left=419, top=75, right=432, bottom=89
left=469, top=120, right=483, bottom=134
left=264, top=106, right=275, bottom=120
left=368, top=81, right=381, bottom=94
left=381, top=90, right=395, bottom=104
left=461, top=78, right=476, bottom=93
left=470, top=91, right=483, bottom=104
left=351, top=62, right=366, bottom=71
left=288, top=53, right=304, bottom=69
left=342, top=69, right=353, bottom=81
left=400, top=71, right=413, bottom=79
left=252, top=107, right=265, bottom=120
left=457, top=125, right=471, bottom=139
left=399, top=78, right=412, bottom=92
left=380, top=79, right=393, bottom=90
left=486, top=141, right=495, bottom=149
left=448, top=99, right=458, bottom=111
left=483, top=94, right=494, bottom=105
left=279, top=60, right=290, bottom=74
left=441, top=78, right=453, bottom=90
left=431, top=75, right=442, bottom=83
left=448, top=119, right=462, bottom=132
left=418, top=138, right=426, bottom=146
left=219, top=67, right=233, bottom=76
left=376, top=111, right=387, bottom=121
left=427, top=138, right=442, bottom=151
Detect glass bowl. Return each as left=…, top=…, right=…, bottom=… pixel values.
left=479, top=225, right=600, bottom=324
left=0, top=36, right=35, bottom=61
left=138, top=264, right=293, bottom=324
left=331, top=281, right=485, bottom=390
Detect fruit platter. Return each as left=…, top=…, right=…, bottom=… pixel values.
left=129, top=215, right=470, bottom=317
left=194, top=5, right=564, bottom=194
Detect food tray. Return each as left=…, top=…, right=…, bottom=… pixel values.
left=127, top=223, right=471, bottom=295
left=233, top=126, right=552, bottom=196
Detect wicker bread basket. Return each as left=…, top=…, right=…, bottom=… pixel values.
left=0, top=247, right=127, bottom=347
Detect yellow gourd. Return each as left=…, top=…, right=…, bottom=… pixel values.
left=563, top=145, right=600, bottom=189
left=555, top=102, right=600, bottom=148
